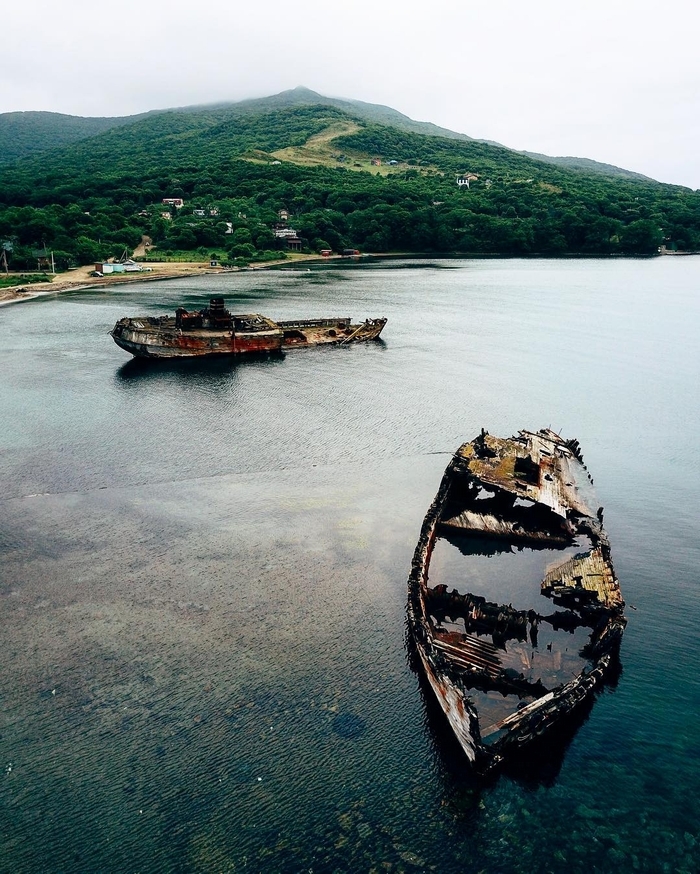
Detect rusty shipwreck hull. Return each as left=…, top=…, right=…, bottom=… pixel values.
left=407, top=428, right=626, bottom=774
left=111, top=297, right=386, bottom=359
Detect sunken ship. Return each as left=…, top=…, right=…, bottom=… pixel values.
left=407, top=428, right=626, bottom=774
left=111, top=297, right=386, bottom=358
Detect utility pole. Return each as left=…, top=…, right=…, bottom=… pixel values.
left=51, top=251, right=55, bottom=274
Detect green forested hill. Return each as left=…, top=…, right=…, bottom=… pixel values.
left=0, top=97, right=698, bottom=270
left=226, top=87, right=475, bottom=142
left=0, top=111, right=151, bottom=165
left=0, top=87, right=657, bottom=180
left=0, top=88, right=472, bottom=166
left=0, top=88, right=470, bottom=165
left=3, top=105, right=353, bottom=184
left=521, top=151, right=653, bottom=182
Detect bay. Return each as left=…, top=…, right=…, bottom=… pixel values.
left=1, top=257, right=699, bottom=873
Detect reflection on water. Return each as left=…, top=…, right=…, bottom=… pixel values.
left=441, top=528, right=559, bottom=557
left=1, top=258, right=700, bottom=873
left=418, top=520, right=623, bottom=765
left=114, top=341, right=387, bottom=385
left=115, top=352, right=282, bottom=384
left=412, top=658, right=593, bottom=791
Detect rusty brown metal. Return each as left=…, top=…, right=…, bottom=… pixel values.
left=111, top=298, right=387, bottom=359
left=406, top=428, right=626, bottom=774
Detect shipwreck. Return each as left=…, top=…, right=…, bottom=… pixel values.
left=111, top=297, right=387, bottom=359
left=407, top=428, right=626, bottom=774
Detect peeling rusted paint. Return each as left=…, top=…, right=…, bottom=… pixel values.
left=407, top=428, right=626, bottom=775
left=111, top=297, right=386, bottom=359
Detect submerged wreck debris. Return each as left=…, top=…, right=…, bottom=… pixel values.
left=111, top=297, right=387, bottom=358
left=407, top=428, right=626, bottom=774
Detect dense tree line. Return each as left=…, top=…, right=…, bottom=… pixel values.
left=0, top=106, right=698, bottom=269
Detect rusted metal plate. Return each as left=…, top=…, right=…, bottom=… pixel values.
left=457, top=429, right=593, bottom=518
left=406, top=428, right=626, bottom=775
left=111, top=299, right=386, bottom=359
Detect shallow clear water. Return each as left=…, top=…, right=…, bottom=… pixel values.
left=1, top=257, right=699, bottom=872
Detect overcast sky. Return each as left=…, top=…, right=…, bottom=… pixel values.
left=3, top=0, right=699, bottom=188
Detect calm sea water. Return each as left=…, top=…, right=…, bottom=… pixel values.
left=1, top=258, right=699, bottom=873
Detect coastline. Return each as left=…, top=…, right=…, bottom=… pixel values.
left=4, top=250, right=679, bottom=309
left=0, top=253, right=349, bottom=309
left=0, top=265, right=227, bottom=308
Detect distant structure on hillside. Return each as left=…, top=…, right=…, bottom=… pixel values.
left=456, top=174, right=478, bottom=188
left=273, top=225, right=298, bottom=239
left=162, top=197, right=184, bottom=209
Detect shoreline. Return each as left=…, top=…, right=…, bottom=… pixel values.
left=0, top=252, right=346, bottom=308
left=2, top=249, right=686, bottom=309
left=0, top=265, right=227, bottom=308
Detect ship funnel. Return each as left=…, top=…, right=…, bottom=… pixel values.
left=209, top=297, right=226, bottom=314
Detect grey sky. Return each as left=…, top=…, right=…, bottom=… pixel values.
left=4, top=0, right=699, bottom=188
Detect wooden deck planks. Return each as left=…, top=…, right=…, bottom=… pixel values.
left=542, top=547, right=623, bottom=610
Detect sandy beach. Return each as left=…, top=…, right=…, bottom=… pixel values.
left=0, top=262, right=228, bottom=307
left=0, top=253, right=346, bottom=308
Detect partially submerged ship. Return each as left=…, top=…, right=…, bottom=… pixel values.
left=407, top=428, right=626, bottom=774
left=111, top=297, right=387, bottom=358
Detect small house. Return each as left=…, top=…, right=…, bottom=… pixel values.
left=371, top=158, right=382, bottom=166
left=320, top=249, right=333, bottom=257
left=278, top=209, right=290, bottom=222
left=274, top=226, right=299, bottom=239
left=33, top=248, right=52, bottom=270
left=193, top=209, right=206, bottom=217
left=286, top=237, right=302, bottom=251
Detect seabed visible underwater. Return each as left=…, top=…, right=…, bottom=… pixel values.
left=1, top=257, right=699, bottom=873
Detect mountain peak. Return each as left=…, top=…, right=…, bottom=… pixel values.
left=289, top=86, right=321, bottom=95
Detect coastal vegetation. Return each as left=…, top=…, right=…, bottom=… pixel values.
left=0, top=92, right=699, bottom=270
left=0, top=273, right=50, bottom=289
